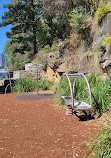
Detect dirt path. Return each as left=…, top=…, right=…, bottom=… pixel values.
left=0, top=93, right=100, bottom=158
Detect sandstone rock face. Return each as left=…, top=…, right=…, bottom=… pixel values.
left=57, top=52, right=102, bottom=74
left=92, top=12, right=111, bottom=49
left=46, top=41, right=103, bottom=83
left=47, top=50, right=103, bottom=83
left=46, top=66, right=60, bottom=83
left=47, top=51, right=61, bottom=69
left=91, top=12, right=111, bottom=73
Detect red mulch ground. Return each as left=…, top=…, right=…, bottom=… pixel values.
left=0, top=93, right=101, bottom=158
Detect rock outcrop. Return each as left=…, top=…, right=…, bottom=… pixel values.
left=47, top=50, right=102, bottom=81
left=46, top=11, right=111, bottom=82
left=91, top=12, right=111, bottom=74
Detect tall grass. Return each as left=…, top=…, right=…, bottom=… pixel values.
left=87, top=124, right=111, bottom=158
left=12, top=78, right=36, bottom=93
left=12, top=78, right=53, bottom=93
left=38, top=79, right=53, bottom=90
left=54, top=74, right=111, bottom=115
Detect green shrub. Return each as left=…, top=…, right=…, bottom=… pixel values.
left=12, top=78, right=53, bottom=93
left=44, top=41, right=59, bottom=53
left=38, top=79, right=53, bottom=90
left=89, top=0, right=100, bottom=7
left=44, top=44, right=51, bottom=53
left=54, top=74, right=111, bottom=115
left=12, top=78, right=36, bottom=93
left=95, top=2, right=111, bottom=23
left=50, top=42, right=59, bottom=52
left=32, top=49, right=47, bottom=70
left=69, top=9, right=91, bottom=33
left=87, top=124, right=111, bottom=158
left=102, top=34, right=111, bottom=47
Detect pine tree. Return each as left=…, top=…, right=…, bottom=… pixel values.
left=0, top=0, right=43, bottom=55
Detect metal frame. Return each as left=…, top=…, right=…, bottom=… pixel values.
left=59, top=73, right=92, bottom=110
left=0, top=66, right=12, bottom=94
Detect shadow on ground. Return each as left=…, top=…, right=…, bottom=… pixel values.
left=16, top=93, right=55, bottom=100
left=73, top=111, right=95, bottom=121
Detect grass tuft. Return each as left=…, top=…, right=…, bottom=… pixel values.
left=87, top=123, right=111, bottom=158
left=12, top=78, right=53, bottom=93
left=12, top=78, right=36, bottom=93
left=38, top=79, right=53, bottom=90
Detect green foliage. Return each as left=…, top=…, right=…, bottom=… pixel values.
left=54, top=74, right=111, bottom=115
left=94, top=48, right=102, bottom=53
left=95, top=2, right=111, bottom=23
left=89, top=0, right=100, bottom=7
left=12, top=78, right=36, bottom=93
left=32, top=40, right=59, bottom=70
left=3, top=40, right=31, bottom=71
left=32, top=49, right=47, bottom=70
left=87, top=124, right=111, bottom=158
left=10, top=53, right=29, bottom=71
left=44, top=45, right=51, bottom=53
left=43, top=0, right=73, bottom=39
left=91, top=81, right=110, bottom=115
left=12, top=78, right=53, bottom=93
left=69, top=9, right=91, bottom=33
left=43, top=41, right=59, bottom=54
left=38, top=79, right=53, bottom=90
left=102, top=34, right=111, bottom=47
left=50, top=41, right=59, bottom=52
left=0, top=0, right=44, bottom=55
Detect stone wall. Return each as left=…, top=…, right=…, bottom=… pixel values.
left=13, top=63, right=46, bottom=80
left=13, top=69, right=45, bottom=80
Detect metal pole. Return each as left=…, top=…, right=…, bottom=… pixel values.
left=9, top=71, right=12, bottom=91
left=36, top=68, right=39, bottom=95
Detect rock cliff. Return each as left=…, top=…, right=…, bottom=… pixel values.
left=91, top=12, right=111, bottom=74
left=46, top=11, right=111, bottom=82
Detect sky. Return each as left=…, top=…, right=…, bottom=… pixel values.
left=0, top=0, right=12, bottom=54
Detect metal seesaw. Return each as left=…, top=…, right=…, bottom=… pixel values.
left=59, top=73, right=92, bottom=115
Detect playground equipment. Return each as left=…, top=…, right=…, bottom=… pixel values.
left=0, top=66, right=12, bottom=93
left=59, top=73, right=92, bottom=115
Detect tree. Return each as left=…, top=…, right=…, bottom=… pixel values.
left=42, top=0, right=74, bottom=41
left=0, top=0, right=43, bottom=55
left=3, top=39, right=30, bottom=70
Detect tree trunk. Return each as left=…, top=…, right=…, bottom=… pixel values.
left=31, top=0, right=37, bottom=55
